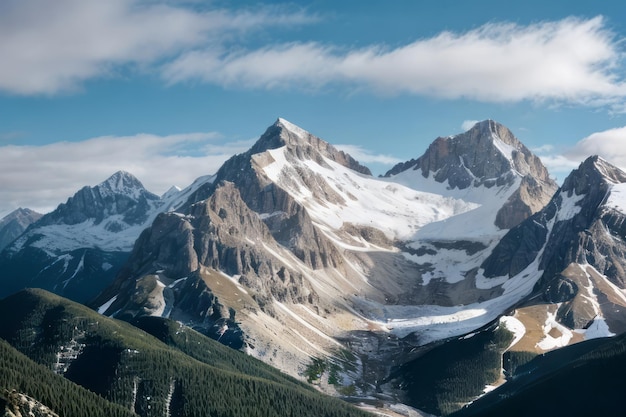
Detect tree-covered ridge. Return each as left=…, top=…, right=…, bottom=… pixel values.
left=393, top=322, right=513, bottom=416
left=451, top=332, right=626, bottom=417
left=130, top=316, right=312, bottom=390
left=0, top=289, right=370, bottom=417
left=0, top=338, right=138, bottom=417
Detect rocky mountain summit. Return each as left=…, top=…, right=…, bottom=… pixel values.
left=37, top=170, right=160, bottom=231
left=385, top=119, right=557, bottom=229
left=0, top=208, right=42, bottom=252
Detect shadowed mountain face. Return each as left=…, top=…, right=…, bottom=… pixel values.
left=0, top=171, right=167, bottom=303
left=451, top=331, right=626, bottom=417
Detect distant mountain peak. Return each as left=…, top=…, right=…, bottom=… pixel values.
left=97, top=170, right=148, bottom=198
left=562, top=155, right=626, bottom=196
left=385, top=119, right=552, bottom=189
left=0, top=207, right=43, bottom=252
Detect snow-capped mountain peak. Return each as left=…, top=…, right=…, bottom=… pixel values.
left=562, top=155, right=626, bottom=196
left=0, top=170, right=181, bottom=303
left=98, top=170, right=148, bottom=199
left=0, top=207, right=42, bottom=252
left=250, top=118, right=372, bottom=175
left=386, top=119, right=551, bottom=189
left=276, top=117, right=308, bottom=139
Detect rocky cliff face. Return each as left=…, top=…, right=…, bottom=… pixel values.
left=183, top=119, right=365, bottom=271
left=1, top=391, right=59, bottom=417
left=385, top=119, right=557, bottom=229
left=482, top=156, right=626, bottom=349
left=96, top=121, right=365, bottom=356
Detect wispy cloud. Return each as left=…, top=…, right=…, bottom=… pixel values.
left=0, top=0, right=313, bottom=95
left=0, top=132, right=252, bottom=217
left=566, top=126, right=626, bottom=169
left=164, top=16, right=626, bottom=107
left=461, top=120, right=479, bottom=131
left=1, top=2, right=624, bottom=109
left=533, top=126, right=626, bottom=182
left=0, top=131, right=27, bottom=142
left=334, top=144, right=402, bottom=165
left=537, top=154, right=581, bottom=179
left=532, top=144, right=555, bottom=153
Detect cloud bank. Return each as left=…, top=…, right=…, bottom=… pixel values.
left=0, top=0, right=313, bottom=94
left=534, top=126, right=626, bottom=181
left=567, top=126, right=626, bottom=169
left=163, top=16, right=626, bottom=106
left=0, top=1, right=624, bottom=108
left=0, top=132, right=253, bottom=217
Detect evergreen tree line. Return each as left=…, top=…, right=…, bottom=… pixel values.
left=0, top=289, right=370, bottom=417
left=0, top=338, right=138, bottom=417
left=398, top=323, right=514, bottom=416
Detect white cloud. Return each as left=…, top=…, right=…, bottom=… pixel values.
left=334, top=144, right=402, bottom=165
left=0, top=132, right=253, bottom=217
left=163, top=16, right=626, bottom=107
left=538, top=154, right=581, bottom=179
left=532, top=144, right=555, bottom=153
left=0, top=0, right=313, bottom=95
left=461, top=120, right=479, bottom=131
left=566, top=126, right=626, bottom=170
left=1, top=2, right=623, bottom=109
left=531, top=127, right=626, bottom=182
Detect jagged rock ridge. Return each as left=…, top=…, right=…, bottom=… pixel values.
left=481, top=156, right=626, bottom=357
left=385, top=119, right=557, bottom=229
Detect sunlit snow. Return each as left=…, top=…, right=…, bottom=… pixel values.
left=605, top=183, right=626, bottom=215
left=555, top=190, right=585, bottom=222
left=259, top=147, right=477, bottom=242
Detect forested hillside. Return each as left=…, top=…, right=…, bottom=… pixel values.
left=0, top=289, right=369, bottom=417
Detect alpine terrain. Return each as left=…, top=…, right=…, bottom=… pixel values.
left=91, top=119, right=576, bottom=406
left=4, top=118, right=626, bottom=416
left=0, top=171, right=211, bottom=303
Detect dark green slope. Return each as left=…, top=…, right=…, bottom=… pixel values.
left=390, top=322, right=514, bottom=416
left=0, top=338, right=138, bottom=417
left=130, top=316, right=310, bottom=390
left=0, top=289, right=369, bottom=417
left=451, top=332, right=626, bottom=417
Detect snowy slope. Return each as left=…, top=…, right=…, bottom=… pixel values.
left=258, top=146, right=477, bottom=243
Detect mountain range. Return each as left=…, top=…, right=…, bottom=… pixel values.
left=2, top=118, right=626, bottom=416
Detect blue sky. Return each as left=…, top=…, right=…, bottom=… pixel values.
left=1, top=0, right=626, bottom=217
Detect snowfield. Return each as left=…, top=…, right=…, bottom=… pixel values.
left=259, top=147, right=478, bottom=242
